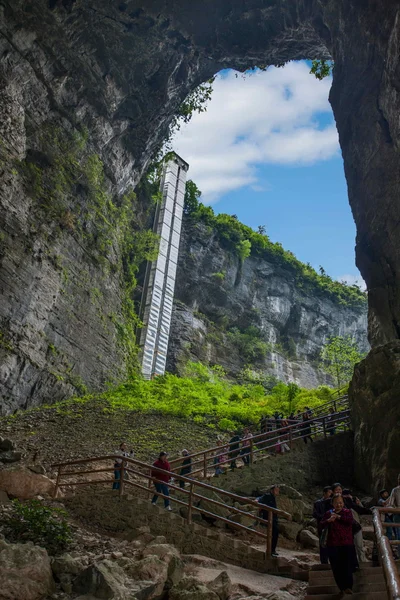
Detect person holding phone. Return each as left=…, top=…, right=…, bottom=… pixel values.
left=320, top=495, right=357, bottom=597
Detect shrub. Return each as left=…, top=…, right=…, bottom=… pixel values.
left=3, top=499, right=72, bottom=555
left=218, top=418, right=238, bottom=431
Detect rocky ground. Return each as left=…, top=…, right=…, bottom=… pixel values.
left=0, top=399, right=221, bottom=472
left=0, top=495, right=308, bottom=600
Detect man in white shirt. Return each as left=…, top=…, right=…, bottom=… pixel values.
left=388, top=474, right=400, bottom=541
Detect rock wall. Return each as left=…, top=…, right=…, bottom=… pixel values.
left=167, top=219, right=368, bottom=387
left=349, top=341, right=400, bottom=492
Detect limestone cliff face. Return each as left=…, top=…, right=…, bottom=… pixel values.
left=168, top=219, right=368, bottom=388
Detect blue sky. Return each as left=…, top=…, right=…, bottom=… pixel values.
left=172, top=62, right=364, bottom=287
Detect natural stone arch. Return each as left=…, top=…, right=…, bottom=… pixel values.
left=1, top=0, right=400, bottom=485
left=3, top=0, right=398, bottom=344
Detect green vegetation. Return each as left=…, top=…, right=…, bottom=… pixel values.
left=3, top=500, right=72, bottom=555
left=226, top=326, right=270, bottom=362
left=310, top=60, right=333, bottom=80
left=184, top=180, right=367, bottom=308
left=94, top=361, right=334, bottom=428
left=320, top=335, right=366, bottom=391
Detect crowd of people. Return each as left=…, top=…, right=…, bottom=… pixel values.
left=312, top=477, right=400, bottom=597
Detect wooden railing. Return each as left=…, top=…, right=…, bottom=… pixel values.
left=372, top=507, right=400, bottom=599
left=52, top=454, right=291, bottom=558
left=169, top=398, right=350, bottom=479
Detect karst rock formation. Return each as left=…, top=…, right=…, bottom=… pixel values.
left=0, top=0, right=399, bottom=488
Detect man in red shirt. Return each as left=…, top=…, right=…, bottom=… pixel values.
left=151, top=451, right=172, bottom=511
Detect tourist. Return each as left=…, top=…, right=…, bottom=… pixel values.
left=151, top=451, right=172, bottom=510
left=214, top=439, right=226, bottom=476
left=388, top=474, right=400, bottom=541
left=179, top=449, right=192, bottom=489
left=320, top=494, right=357, bottom=597
left=313, top=486, right=334, bottom=564
left=342, top=488, right=371, bottom=563
left=301, top=411, right=313, bottom=444
left=241, top=427, right=253, bottom=466
left=228, top=431, right=241, bottom=470
left=257, top=485, right=281, bottom=557
left=326, top=407, right=336, bottom=435
left=112, top=442, right=133, bottom=490
left=378, top=489, right=395, bottom=542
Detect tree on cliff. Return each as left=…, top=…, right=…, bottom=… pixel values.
left=320, top=336, right=366, bottom=391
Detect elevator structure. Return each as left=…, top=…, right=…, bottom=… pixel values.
left=138, top=153, right=189, bottom=379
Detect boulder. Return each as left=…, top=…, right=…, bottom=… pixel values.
left=126, top=555, right=168, bottom=598
left=0, top=438, right=14, bottom=451
left=297, top=529, right=319, bottom=550
left=0, top=539, right=55, bottom=600
left=0, top=451, right=22, bottom=464
left=73, top=560, right=126, bottom=599
left=0, top=490, right=10, bottom=505
left=0, top=465, right=55, bottom=499
left=73, top=559, right=160, bottom=600
left=169, top=576, right=220, bottom=600
left=278, top=521, right=302, bottom=541
left=141, top=543, right=180, bottom=562
left=51, top=553, right=85, bottom=577
left=29, top=465, right=47, bottom=475
left=277, top=494, right=310, bottom=524
left=207, top=571, right=232, bottom=600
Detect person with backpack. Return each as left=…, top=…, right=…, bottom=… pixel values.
left=228, top=431, right=241, bottom=470
left=257, top=485, right=281, bottom=557
left=179, top=449, right=192, bottom=488
left=241, top=427, right=253, bottom=466
left=112, top=442, right=133, bottom=490
left=151, top=451, right=172, bottom=510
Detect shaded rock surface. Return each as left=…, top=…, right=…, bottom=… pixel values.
left=350, top=340, right=400, bottom=491
left=0, top=539, right=55, bottom=600
left=168, top=221, right=367, bottom=388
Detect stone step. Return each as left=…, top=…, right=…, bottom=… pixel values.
left=309, top=575, right=385, bottom=588
left=307, top=582, right=386, bottom=595
left=309, top=567, right=383, bottom=581
left=305, top=593, right=388, bottom=600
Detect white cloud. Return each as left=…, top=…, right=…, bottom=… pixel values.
left=337, top=274, right=367, bottom=291
left=172, top=62, right=339, bottom=202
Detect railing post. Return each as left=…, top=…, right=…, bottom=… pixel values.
left=323, top=417, right=327, bottom=439
left=148, top=468, right=153, bottom=498
left=203, top=452, right=207, bottom=479
left=53, top=465, right=62, bottom=499
left=267, top=510, right=273, bottom=558
left=289, top=428, right=293, bottom=450
left=187, top=482, right=194, bottom=524
left=250, top=437, right=254, bottom=465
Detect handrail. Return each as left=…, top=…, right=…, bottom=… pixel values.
left=169, top=405, right=351, bottom=477
left=372, top=507, right=400, bottom=600
left=52, top=453, right=291, bottom=559
left=169, top=396, right=349, bottom=464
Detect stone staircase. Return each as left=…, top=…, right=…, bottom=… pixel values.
left=305, top=562, right=395, bottom=599
left=66, top=489, right=308, bottom=580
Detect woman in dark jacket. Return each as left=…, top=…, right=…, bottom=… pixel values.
left=320, top=495, right=356, bottom=597
left=301, top=411, right=313, bottom=444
